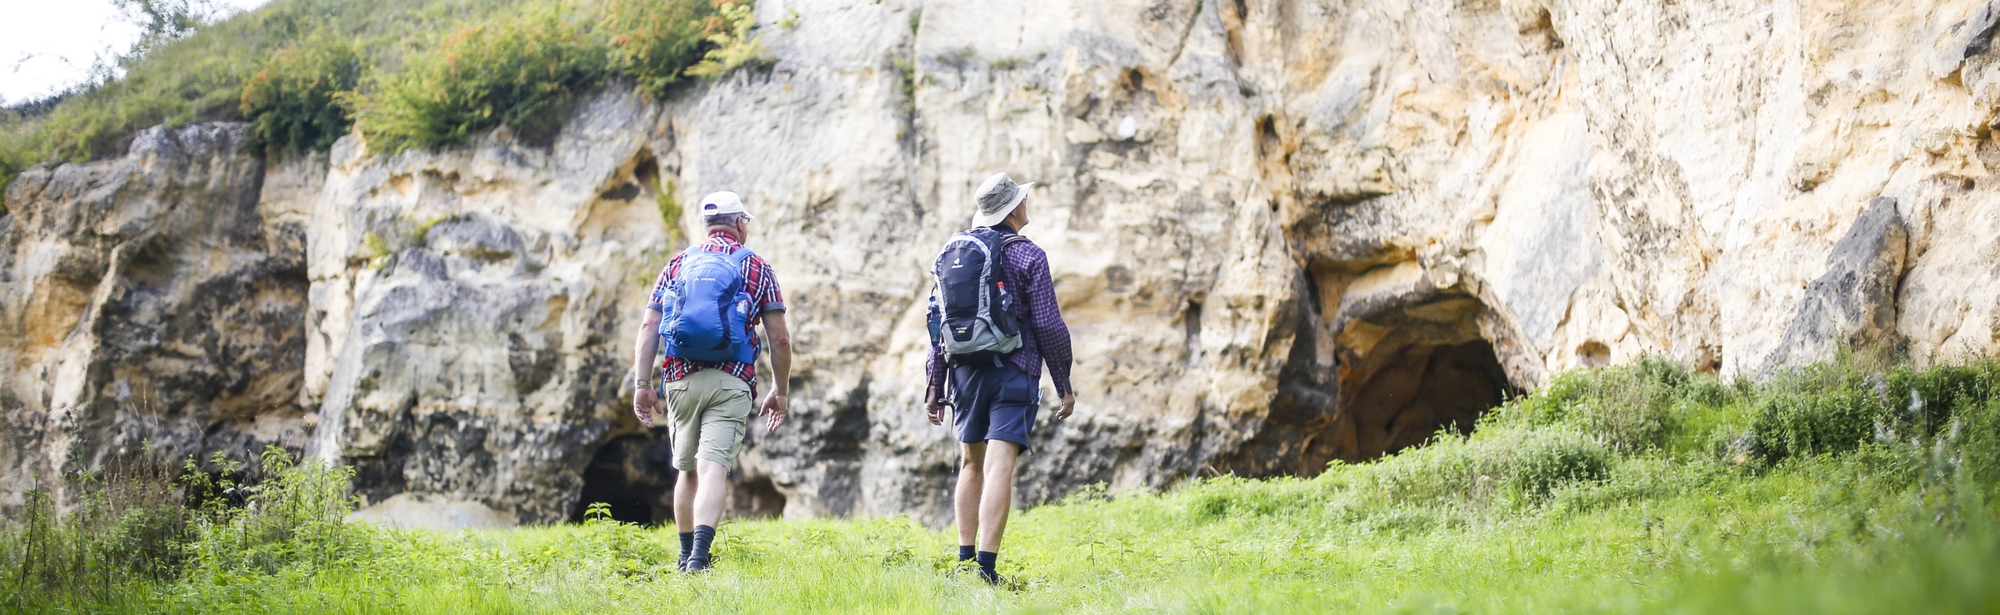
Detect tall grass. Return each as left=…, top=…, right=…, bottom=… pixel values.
left=1, top=447, right=190, bottom=609
left=0, top=445, right=361, bottom=613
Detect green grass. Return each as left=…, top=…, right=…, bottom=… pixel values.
left=7, top=357, right=2000, bottom=613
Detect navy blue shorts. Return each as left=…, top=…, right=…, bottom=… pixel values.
left=950, top=364, right=1040, bottom=447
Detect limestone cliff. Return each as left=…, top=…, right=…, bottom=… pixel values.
left=7, top=0, right=2000, bottom=527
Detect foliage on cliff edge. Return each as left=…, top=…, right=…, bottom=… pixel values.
left=0, top=0, right=766, bottom=201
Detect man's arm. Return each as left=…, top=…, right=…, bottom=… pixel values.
left=758, top=311, right=792, bottom=434
left=1020, top=249, right=1076, bottom=419
left=631, top=308, right=663, bottom=427
left=923, top=341, right=947, bottom=425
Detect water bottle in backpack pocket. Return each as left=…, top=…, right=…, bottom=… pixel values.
left=660, top=247, right=759, bottom=364
left=930, top=227, right=1026, bottom=365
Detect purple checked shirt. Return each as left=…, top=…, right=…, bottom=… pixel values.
left=925, top=229, right=1075, bottom=399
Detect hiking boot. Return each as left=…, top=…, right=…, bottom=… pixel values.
left=977, top=568, right=1000, bottom=586
left=684, top=557, right=712, bottom=574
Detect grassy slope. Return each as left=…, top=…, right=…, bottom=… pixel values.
left=56, top=358, right=1992, bottom=614
left=2, top=0, right=736, bottom=203
left=0, top=0, right=540, bottom=198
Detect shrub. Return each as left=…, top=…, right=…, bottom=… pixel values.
left=1498, top=356, right=1730, bottom=453
left=29, top=4, right=291, bottom=164
left=351, top=8, right=610, bottom=154
left=182, top=446, right=362, bottom=576
left=684, top=1, right=772, bottom=80
left=603, top=0, right=715, bottom=98
left=0, top=113, right=34, bottom=213
left=1749, top=364, right=1884, bottom=461
left=1355, top=422, right=1612, bottom=510
left=240, top=29, right=362, bottom=152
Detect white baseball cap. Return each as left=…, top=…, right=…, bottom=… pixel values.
left=698, top=191, right=755, bottom=219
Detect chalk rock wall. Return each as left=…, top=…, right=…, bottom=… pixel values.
left=8, top=0, right=2000, bottom=526
left=302, top=93, right=675, bottom=525
left=0, top=124, right=308, bottom=509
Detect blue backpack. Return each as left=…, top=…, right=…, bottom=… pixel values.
left=659, top=246, right=759, bottom=364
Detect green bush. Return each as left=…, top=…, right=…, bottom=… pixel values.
left=1355, top=422, right=1612, bottom=509
left=683, top=1, right=772, bottom=80
left=603, top=0, right=715, bottom=98
left=28, top=3, right=309, bottom=164
left=182, top=446, right=362, bottom=576
left=351, top=8, right=610, bottom=153
left=1500, top=357, right=1730, bottom=453
left=0, top=112, right=34, bottom=214
left=1743, top=360, right=2000, bottom=464
left=240, top=30, right=362, bottom=152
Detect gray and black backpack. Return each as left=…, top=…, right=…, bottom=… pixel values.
left=927, top=227, right=1028, bottom=367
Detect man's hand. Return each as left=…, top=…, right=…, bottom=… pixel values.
left=633, top=386, right=658, bottom=428
left=1056, top=393, right=1076, bottom=421
left=925, top=398, right=946, bottom=426
left=759, top=392, right=789, bottom=434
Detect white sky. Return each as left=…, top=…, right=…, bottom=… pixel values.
left=0, top=0, right=271, bottom=105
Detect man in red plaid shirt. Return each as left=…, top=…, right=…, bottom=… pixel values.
left=630, top=191, right=791, bottom=573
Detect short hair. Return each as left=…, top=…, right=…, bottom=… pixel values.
left=704, top=212, right=745, bottom=228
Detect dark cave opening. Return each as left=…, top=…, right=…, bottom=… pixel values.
left=1319, top=290, right=1516, bottom=466
left=1342, top=338, right=1511, bottom=458
left=570, top=434, right=675, bottom=525
left=730, top=474, right=787, bottom=519
left=1230, top=272, right=1517, bottom=478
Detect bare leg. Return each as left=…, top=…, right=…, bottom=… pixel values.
left=674, top=469, right=698, bottom=533
left=692, top=459, right=731, bottom=527
left=976, top=441, right=1019, bottom=553
left=955, top=442, right=987, bottom=548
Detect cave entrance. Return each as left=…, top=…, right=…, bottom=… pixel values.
left=1323, top=291, right=1514, bottom=465
left=1341, top=338, right=1510, bottom=458
left=730, top=473, right=787, bottom=519
left=570, top=435, right=675, bottom=525
left=1241, top=273, right=1516, bottom=478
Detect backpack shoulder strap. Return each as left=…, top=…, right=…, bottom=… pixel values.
left=995, top=234, right=1032, bottom=275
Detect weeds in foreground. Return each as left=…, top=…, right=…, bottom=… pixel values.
left=0, top=445, right=360, bottom=613
left=2, top=445, right=189, bottom=609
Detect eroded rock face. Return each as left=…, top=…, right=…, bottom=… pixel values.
left=303, top=93, right=674, bottom=524
left=0, top=124, right=308, bottom=509
left=1763, top=197, right=1911, bottom=375
left=10, top=0, right=2000, bottom=526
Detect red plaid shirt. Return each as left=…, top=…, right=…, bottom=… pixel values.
left=649, top=231, right=786, bottom=394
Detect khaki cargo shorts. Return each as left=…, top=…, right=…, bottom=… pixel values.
left=657, top=369, right=755, bottom=472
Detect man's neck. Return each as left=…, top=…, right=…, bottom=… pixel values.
left=709, top=228, right=741, bottom=242
left=992, top=222, right=1018, bottom=234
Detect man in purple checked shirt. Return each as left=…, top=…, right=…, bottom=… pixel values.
left=924, top=172, right=1077, bottom=585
